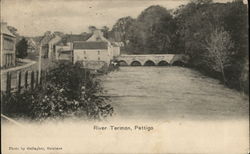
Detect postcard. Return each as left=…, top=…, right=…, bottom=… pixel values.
left=1, top=0, right=249, bottom=153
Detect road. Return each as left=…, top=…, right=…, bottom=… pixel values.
left=1, top=57, right=55, bottom=91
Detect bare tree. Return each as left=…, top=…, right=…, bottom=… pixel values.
left=204, top=28, right=234, bottom=85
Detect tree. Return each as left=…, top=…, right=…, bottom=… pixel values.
left=16, top=38, right=28, bottom=58
left=135, top=5, right=175, bottom=54
left=173, top=0, right=248, bottom=92
left=111, top=16, right=135, bottom=44
left=101, top=26, right=109, bottom=38
left=204, top=28, right=234, bottom=85
left=111, top=6, right=175, bottom=54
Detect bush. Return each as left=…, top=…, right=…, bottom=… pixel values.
left=2, top=63, right=113, bottom=121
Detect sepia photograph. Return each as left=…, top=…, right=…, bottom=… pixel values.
left=1, top=0, right=249, bottom=153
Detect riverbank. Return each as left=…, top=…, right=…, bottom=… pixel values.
left=187, top=62, right=249, bottom=95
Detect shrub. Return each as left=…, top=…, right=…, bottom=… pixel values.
left=2, top=63, right=113, bottom=121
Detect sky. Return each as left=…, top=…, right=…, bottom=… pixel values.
left=1, top=0, right=240, bottom=37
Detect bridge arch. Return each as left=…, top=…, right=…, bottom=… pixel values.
left=130, top=61, right=142, bottom=66
left=118, top=60, right=128, bottom=66
left=158, top=60, right=169, bottom=66
left=144, top=60, right=156, bottom=66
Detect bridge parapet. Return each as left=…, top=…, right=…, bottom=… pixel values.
left=116, top=54, right=189, bottom=66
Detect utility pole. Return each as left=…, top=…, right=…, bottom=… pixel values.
left=38, top=45, right=42, bottom=83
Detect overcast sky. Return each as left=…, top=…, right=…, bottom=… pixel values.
left=1, top=0, right=238, bottom=36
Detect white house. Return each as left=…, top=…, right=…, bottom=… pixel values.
left=54, top=34, right=90, bottom=61
left=73, top=29, right=121, bottom=67
left=73, top=41, right=111, bottom=64
left=56, top=29, right=121, bottom=67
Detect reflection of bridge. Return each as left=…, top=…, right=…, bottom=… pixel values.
left=115, top=54, right=189, bottom=66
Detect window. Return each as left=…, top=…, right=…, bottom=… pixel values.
left=84, top=51, right=86, bottom=54
left=5, top=54, right=13, bottom=67
left=84, top=57, right=87, bottom=59
left=98, top=57, right=100, bottom=60
left=98, top=50, right=100, bottom=55
left=3, top=38, right=14, bottom=50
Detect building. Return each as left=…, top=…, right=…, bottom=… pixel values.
left=110, top=42, right=121, bottom=58
left=73, top=29, right=120, bottom=65
left=0, top=22, right=16, bottom=68
left=38, top=32, right=62, bottom=59
left=55, top=34, right=91, bottom=61
left=48, top=35, right=62, bottom=59
left=54, top=29, right=121, bottom=67
left=27, top=38, right=38, bottom=53
left=39, top=33, right=54, bottom=58
left=73, top=41, right=111, bottom=64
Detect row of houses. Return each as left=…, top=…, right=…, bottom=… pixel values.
left=28, top=29, right=121, bottom=68
left=1, top=21, right=121, bottom=70
left=58, top=29, right=120, bottom=64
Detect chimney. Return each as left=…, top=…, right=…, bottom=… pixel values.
left=93, top=29, right=103, bottom=37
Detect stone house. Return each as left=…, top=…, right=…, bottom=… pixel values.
left=73, top=41, right=111, bottom=64
left=55, top=29, right=121, bottom=66
left=0, top=22, right=16, bottom=68
left=73, top=29, right=120, bottom=65
left=55, top=34, right=91, bottom=61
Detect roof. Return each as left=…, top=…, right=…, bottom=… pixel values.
left=73, top=41, right=108, bottom=50
left=30, top=36, right=43, bottom=43
left=0, top=23, right=16, bottom=37
left=111, top=42, right=119, bottom=47
left=39, top=34, right=55, bottom=45
left=87, top=29, right=109, bottom=42
left=55, top=34, right=91, bottom=46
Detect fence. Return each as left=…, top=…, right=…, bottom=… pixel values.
left=1, top=70, right=47, bottom=94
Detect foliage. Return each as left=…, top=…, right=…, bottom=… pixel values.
left=101, top=26, right=110, bottom=38
left=110, top=16, right=136, bottom=45
left=173, top=0, right=248, bottom=93
left=204, top=28, right=234, bottom=84
left=2, top=63, right=113, bottom=121
left=16, top=38, right=28, bottom=58
left=108, top=1, right=249, bottom=93
left=111, top=6, right=176, bottom=54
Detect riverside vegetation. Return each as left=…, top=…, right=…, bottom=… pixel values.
left=2, top=63, right=114, bottom=121
left=107, top=0, right=248, bottom=94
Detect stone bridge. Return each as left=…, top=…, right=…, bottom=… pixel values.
left=115, top=54, right=189, bottom=66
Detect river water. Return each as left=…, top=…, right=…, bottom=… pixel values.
left=100, top=66, right=249, bottom=121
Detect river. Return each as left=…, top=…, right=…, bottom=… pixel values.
left=100, top=66, right=249, bottom=121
